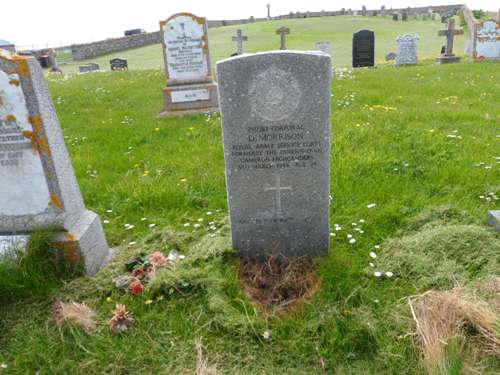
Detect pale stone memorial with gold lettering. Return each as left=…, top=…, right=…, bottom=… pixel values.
left=159, top=12, right=219, bottom=116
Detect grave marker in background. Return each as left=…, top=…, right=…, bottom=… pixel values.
left=159, top=12, right=219, bottom=116
left=0, top=52, right=109, bottom=274
left=232, top=29, right=248, bottom=55
left=353, top=29, right=375, bottom=67
left=276, top=27, right=290, bottom=50
left=110, top=58, right=128, bottom=70
left=396, top=34, right=419, bottom=66
left=475, top=20, right=500, bottom=60
left=216, top=51, right=331, bottom=257
left=437, top=18, right=463, bottom=64
left=315, top=41, right=331, bottom=56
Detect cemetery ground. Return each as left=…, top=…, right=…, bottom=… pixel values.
left=0, top=60, right=499, bottom=374
left=61, top=16, right=466, bottom=73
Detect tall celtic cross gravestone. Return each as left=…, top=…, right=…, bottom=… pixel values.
left=396, top=34, right=419, bottom=66
left=437, top=18, right=463, bottom=64
left=0, top=52, right=109, bottom=275
left=232, top=29, right=248, bottom=55
left=352, top=29, right=375, bottom=67
left=216, top=51, right=331, bottom=257
left=276, top=27, right=290, bottom=50
left=159, top=12, right=219, bottom=116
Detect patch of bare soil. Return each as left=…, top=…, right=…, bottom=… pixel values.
left=239, top=253, right=317, bottom=310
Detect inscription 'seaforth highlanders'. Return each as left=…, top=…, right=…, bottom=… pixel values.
left=217, top=51, right=332, bottom=258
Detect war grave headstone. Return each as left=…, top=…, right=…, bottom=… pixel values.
left=487, top=211, right=500, bottom=232
left=315, top=41, right=331, bottom=56
left=352, top=29, right=375, bottom=67
left=159, top=12, right=219, bottom=116
left=475, top=20, right=500, bottom=60
left=437, top=18, right=463, bottom=64
left=216, top=51, right=331, bottom=257
left=276, top=27, right=290, bottom=50
left=110, top=58, right=128, bottom=71
left=396, top=34, right=419, bottom=66
left=0, top=52, right=109, bottom=275
left=232, top=29, right=248, bottom=55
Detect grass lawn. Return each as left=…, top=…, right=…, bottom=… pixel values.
left=59, top=15, right=467, bottom=73
left=0, top=49, right=499, bottom=373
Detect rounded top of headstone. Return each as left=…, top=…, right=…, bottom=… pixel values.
left=160, top=12, right=206, bottom=27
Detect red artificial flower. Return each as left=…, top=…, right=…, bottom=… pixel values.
left=128, top=280, right=145, bottom=295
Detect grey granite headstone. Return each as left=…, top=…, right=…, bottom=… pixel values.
left=0, top=52, right=109, bottom=275
left=216, top=51, right=331, bottom=257
left=396, top=34, right=419, bottom=66
left=487, top=210, right=500, bottom=232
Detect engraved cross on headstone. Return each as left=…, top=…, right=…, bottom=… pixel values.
left=264, top=175, right=292, bottom=216
left=232, top=29, right=248, bottom=55
left=438, top=18, right=463, bottom=56
left=276, top=26, right=290, bottom=50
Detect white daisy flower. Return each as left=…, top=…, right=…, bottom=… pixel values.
left=370, top=252, right=377, bottom=259
left=385, top=272, right=394, bottom=278
left=374, top=271, right=382, bottom=277
left=349, top=238, right=356, bottom=244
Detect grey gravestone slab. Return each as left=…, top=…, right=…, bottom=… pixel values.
left=396, top=34, right=419, bottom=66
left=78, top=63, right=100, bottom=74
left=0, top=52, right=109, bottom=275
left=315, top=41, right=332, bottom=56
left=216, top=51, right=331, bottom=258
left=159, top=12, right=219, bottom=116
left=353, top=29, right=375, bottom=67
left=476, top=21, right=500, bottom=60
left=487, top=210, right=500, bottom=232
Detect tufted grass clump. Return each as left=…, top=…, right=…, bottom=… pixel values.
left=379, top=223, right=500, bottom=290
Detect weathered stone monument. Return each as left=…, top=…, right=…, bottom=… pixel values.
left=267, top=3, right=271, bottom=20
left=315, top=41, right=331, bottom=56
left=159, top=12, right=219, bottom=116
left=216, top=51, right=331, bottom=257
left=232, top=29, right=248, bottom=55
left=353, top=29, right=375, bottom=67
left=475, top=20, right=500, bottom=60
left=396, top=34, right=419, bottom=66
left=78, top=63, right=100, bottom=74
left=385, top=52, right=397, bottom=61
left=0, top=52, right=109, bottom=275
left=276, top=27, right=290, bottom=50
left=362, top=6, right=367, bottom=16
left=437, top=18, right=463, bottom=64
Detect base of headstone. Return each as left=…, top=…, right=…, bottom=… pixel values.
left=487, top=210, right=500, bottom=232
left=160, top=83, right=219, bottom=116
left=436, top=55, right=461, bottom=64
left=55, top=210, right=109, bottom=276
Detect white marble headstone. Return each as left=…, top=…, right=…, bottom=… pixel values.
left=476, top=21, right=500, bottom=60
left=162, top=14, right=210, bottom=84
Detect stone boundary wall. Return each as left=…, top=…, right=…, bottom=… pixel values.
left=71, top=32, right=162, bottom=60
left=70, top=4, right=466, bottom=60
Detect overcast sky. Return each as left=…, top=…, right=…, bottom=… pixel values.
left=1, top=0, right=498, bottom=48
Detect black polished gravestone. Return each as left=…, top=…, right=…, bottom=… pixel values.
left=352, top=29, right=375, bottom=67
left=110, top=58, right=128, bottom=71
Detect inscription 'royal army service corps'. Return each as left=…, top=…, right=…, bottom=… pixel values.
left=231, top=67, right=322, bottom=172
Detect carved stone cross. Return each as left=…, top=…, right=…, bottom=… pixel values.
left=276, top=26, right=290, bottom=50
left=264, top=175, right=292, bottom=216
left=438, top=18, right=463, bottom=56
left=232, top=29, right=248, bottom=55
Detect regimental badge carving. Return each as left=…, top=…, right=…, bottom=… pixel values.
left=249, top=67, right=301, bottom=121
